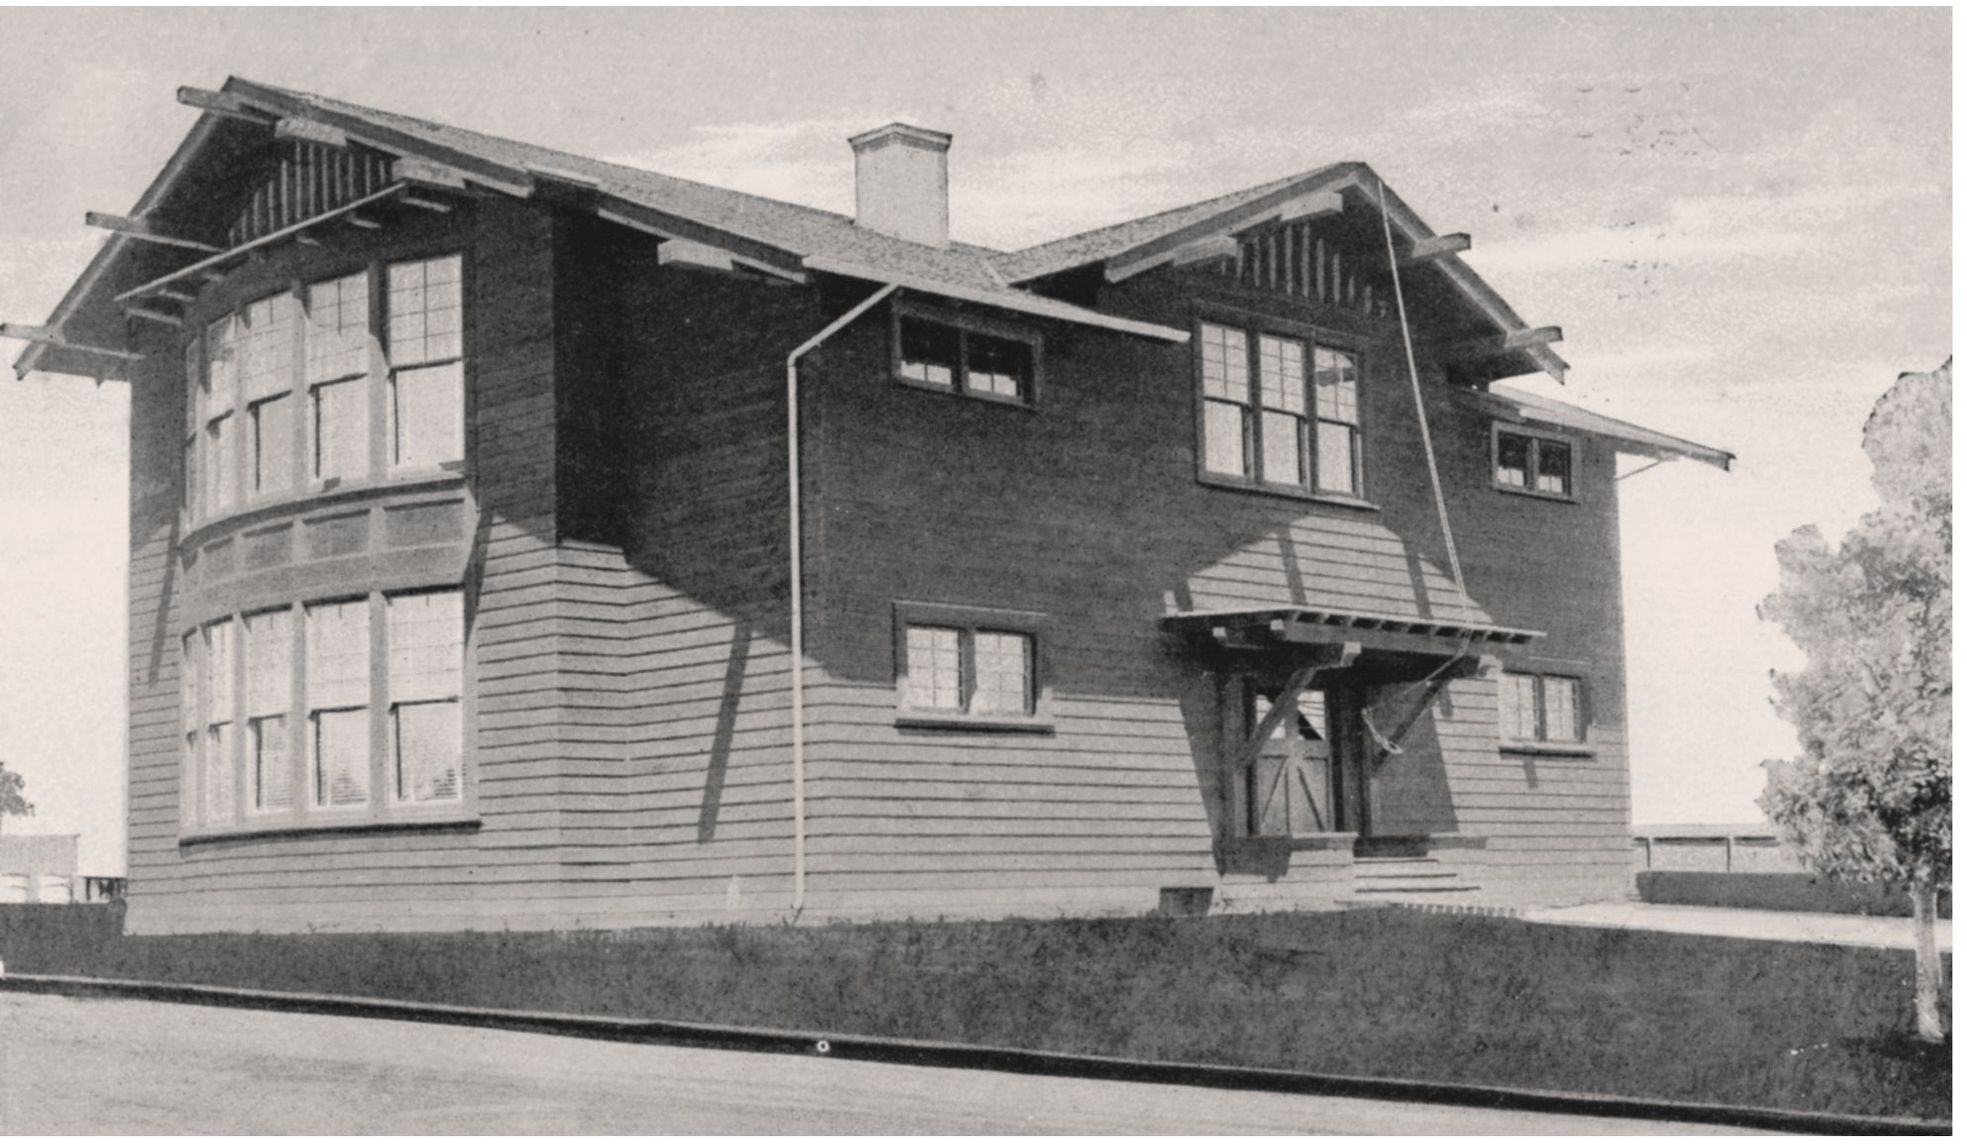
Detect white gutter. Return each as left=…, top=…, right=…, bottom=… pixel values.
left=784, top=283, right=899, bottom=915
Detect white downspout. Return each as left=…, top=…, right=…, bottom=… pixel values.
left=785, top=282, right=899, bottom=915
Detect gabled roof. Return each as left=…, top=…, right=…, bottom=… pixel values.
left=989, top=168, right=1334, bottom=284
left=16, top=78, right=1573, bottom=389
left=1477, top=385, right=1733, bottom=471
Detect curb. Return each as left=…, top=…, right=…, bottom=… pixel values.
left=0, top=972, right=1947, bottom=1135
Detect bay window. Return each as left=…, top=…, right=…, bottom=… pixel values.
left=179, top=586, right=470, bottom=835
left=182, top=252, right=465, bottom=524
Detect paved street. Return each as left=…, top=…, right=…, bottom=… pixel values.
left=1521, top=902, right=1953, bottom=952
left=0, top=992, right=1766, bottom=1134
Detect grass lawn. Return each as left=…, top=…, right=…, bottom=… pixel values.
left=0, top=903, right=1948, bottom=1121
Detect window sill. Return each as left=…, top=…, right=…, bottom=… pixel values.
left=1222, top=832, right=1358, bottom=854
left=179, top=811, right=480, bottom=846
left=1492, top=482, right=1577, bottom=504
left=181, top=469, right=468, bottom=549
left=1499, top=740, right=1596, bottom=758
left=895, top=712, right=1056, bottom=734
left=1198, top=474, right=1379, bottom=511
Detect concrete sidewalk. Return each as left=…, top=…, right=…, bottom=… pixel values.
left=1520, top=901, right=1953, bottom=952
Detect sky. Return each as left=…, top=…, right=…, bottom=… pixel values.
left=0, top=8, right=1950, bottom=874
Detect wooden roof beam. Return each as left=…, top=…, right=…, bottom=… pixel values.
left=1403, top=233, right=1471, bottom=265
left=177, top=87, right=275, bottom=124
left=392, top=157, right=469, bottom=191
left=273, top=117, right=348, bottom=149
left=1442, top=325, right=1563, bottom=363
left=84, top=212, right=221, bottom=254
left=0, top=323, right=143, bottom=363
left=123, top=305, right=183, bottom=328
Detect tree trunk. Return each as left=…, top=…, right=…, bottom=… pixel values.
left=1910, top=880, right=1946, bottom=1042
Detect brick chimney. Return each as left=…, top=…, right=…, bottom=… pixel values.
left=848, top=123, right=952, bottom=249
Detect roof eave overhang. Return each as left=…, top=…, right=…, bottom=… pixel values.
left=804, top=255, right=1190, bottom=343
left=1471, top=388, right=1734, bottom=472
left=14, top=77, right=823, bottom=381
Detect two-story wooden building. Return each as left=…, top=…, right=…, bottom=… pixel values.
left=10, top=78, right=1729, bottom=933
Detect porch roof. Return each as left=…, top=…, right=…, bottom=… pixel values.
left=1164, top=606, right=1543, bottom=657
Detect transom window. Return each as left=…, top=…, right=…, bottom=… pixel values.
left=183, top=253, right=466, bottom=526
left=894, top=309, right=1040, bottom=406
left=1498, top=671, right=1584, bottom=744
left=1493, top=427, right=1573, bottom=499
left=1199, top=319, right=1362, bottom=497
left=180, top=587, right=467, bottom=835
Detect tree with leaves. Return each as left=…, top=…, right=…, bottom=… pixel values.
left=1759, top=360, right=1951, bottom=1043
left=0, top=760, right=32, bottom=834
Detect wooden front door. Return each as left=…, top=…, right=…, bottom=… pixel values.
left=1245, top=683, right=1354, bottom=836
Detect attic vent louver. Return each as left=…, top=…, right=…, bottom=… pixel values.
left=848, top=123, right=951, bottom=249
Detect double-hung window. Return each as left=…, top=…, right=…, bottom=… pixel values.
left=1493, top=427, right=1574, bottom=499
left=387, top=590, right=464, bottom=804
left=306, top=272, right=372, bottom=484
left=1199, top=319, right=1363, bottom=497
left=203, top=314, right=242, bottom=516
left=386, top=255, right=466, bottom=470
left=242, top=294, right=298, bottom=497
left=306, top=599, right=373, bottom=809
left=894, top=309, right=1039, bottom=406
left=244, top=609, right=295, bottom=813
left=201, top=619, right=237, bottom=824
left=1498, top=671, right=1585, bottom=744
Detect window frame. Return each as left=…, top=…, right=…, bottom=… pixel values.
left=892, top=601, right=1054, bottom=733
left=176, top=585, right=477, bottom=842
left=1491, top=424, right=1578, bottom=502
left=1497, top=669, right=1591, bottom=751
left=890, top=300, right=1043, bottom=409
left=1193, top=311, right=1372, bottom=507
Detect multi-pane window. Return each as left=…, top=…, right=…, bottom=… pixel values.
left=244, top=609, right=294, bottom=812
left=386, top=256, right=465, bottom=470
left=307, top=599, right=372, bottom=809
left=1200, top=322, right=1250, bottom=477
left=387, top=590, right=463, bottom=804
left=1498, top=671, right=1585, bottom=744
left=1313, top=347, right=1362, bottom=495
left=242, top=294, right=298, bottom=496
left=203, top=314, right=242, bottom=516
left=182, top=589, right=470, bottom=834
left=1494, top=428, right=1574, bottom=499
left=182, top=255, right=465, bottom=521
left=901, top=624, right=1035, bottom=717
left=1199, top=320, right=1362, bottom=496
left=894, top=312, right=1038, bottom=405
left=201, top=619, right=237, bottom=824
left=307, top=272, right=372, bottom=484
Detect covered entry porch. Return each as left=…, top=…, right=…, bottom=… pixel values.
left=1165, top=606, right=1541, bottom=903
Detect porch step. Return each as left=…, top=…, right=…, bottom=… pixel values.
left=1353, top=854, right=1481, bottom=897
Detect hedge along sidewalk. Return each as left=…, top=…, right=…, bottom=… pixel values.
left=0, top=971, right=1946, bottom=1137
